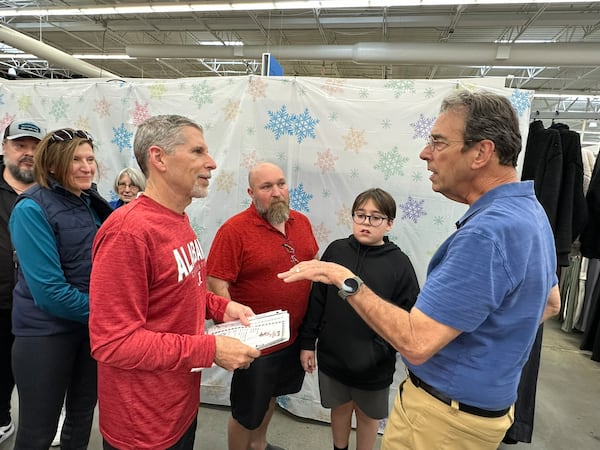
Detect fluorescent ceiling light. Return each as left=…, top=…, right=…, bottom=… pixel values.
left=534, top=93, right=600, bottom=99
left=1, top=1, right=597, bottom=17
left=197, top=41, right=244, bottom=46
left=72, top=54, right=134, bottom=59
left=0, top=53, right=37, bottom=59
left=495, top=40, right=557, bottom=44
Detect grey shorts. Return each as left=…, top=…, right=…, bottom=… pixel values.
left=318, top=370, right=390, bottom=420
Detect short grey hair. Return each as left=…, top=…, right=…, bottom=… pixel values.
left=440, top=90, right=522, bottom=167
left=133, top=115, right=203, bottom=176
left=113, top=167, right=146, bottom=192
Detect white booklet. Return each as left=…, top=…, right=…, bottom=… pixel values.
left=191, top=310, right=290, bottom=372
left=207, top=309, right=290, bottom=350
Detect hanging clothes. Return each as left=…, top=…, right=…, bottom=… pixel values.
left=549, top=123, right=588, bottom=267
left=504, top=120, right=562, bottom=444
left=521, top=120, right=563, bottom=231
left=580, top=153, right=600, bottom=259
left=578, top=152, right=600, bottom=362
left=575, top=259, right=600, bottom=333
left=580, top=270, right=600, bottom=362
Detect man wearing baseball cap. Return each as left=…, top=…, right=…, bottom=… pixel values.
left=0, top=119, right=46, bottom=445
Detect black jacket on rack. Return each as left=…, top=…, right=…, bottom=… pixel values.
left=504, top=120, right=563, bottom=445
left=580, top=153, right=600, bottom=259
left=549, top=123, right=588, bottom=266
left=579, top=152, right=600, bottom=362
left=521, top=120, right=563, bottom=231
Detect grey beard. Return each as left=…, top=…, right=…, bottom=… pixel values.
left=260, top=201, right=290, bottom=225
left=7, top=163, right=35, bottom=184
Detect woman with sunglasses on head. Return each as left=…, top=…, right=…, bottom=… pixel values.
left=299, top=188, right=419, bottom=450
left=9, top=128, right=113, bottom=449
left=109, top=166, right=146, bottom=209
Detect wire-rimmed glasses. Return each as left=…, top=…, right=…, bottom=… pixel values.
left=117, top=182, right=140, bottom=192
left=426, top=135, right=474, bottom=152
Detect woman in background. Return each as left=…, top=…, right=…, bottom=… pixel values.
left=9, top=128, right=112, bottom=449
left=109, top=166, right=145, bottom=208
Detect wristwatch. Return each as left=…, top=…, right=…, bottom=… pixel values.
left=338, top=276, right=364, bottom=300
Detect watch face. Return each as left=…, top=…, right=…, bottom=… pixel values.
left=344, top=278, right=359, bottom=292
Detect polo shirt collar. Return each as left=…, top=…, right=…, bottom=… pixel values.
left=456, top=181, right=534, bottom=229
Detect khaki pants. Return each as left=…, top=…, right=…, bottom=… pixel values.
left=382, top=376, right=514, bottom=450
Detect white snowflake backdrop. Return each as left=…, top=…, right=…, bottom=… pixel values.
left=0, top=76, right=532, bottom=426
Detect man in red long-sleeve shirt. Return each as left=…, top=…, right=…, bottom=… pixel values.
left=89, top=115, right=260, bottom=450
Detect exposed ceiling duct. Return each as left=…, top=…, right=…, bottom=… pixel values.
left=126, top=42, right=600, bottom=67
left=0, top=24, right=119, bottom=79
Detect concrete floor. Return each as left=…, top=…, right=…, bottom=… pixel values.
left=2, top=318, right=599, bottom=449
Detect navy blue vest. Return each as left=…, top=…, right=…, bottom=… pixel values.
left=12, top=181, right=112, bottom=336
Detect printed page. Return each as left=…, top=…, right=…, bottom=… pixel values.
left=191, top=310, right=290, bottom=372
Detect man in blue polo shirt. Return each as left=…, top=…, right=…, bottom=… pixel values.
left=278, top=90, right=560, bottom=450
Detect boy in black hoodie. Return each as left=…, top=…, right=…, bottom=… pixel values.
left=299, top=188, right=419, bottom=450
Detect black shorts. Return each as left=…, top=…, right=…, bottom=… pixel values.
left=230, top=341, right=304, bottom=429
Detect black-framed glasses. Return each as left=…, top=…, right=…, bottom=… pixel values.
left=50, top=129, right=94, bottom=143
left=426, top=135, right=474, bottom=152
left=282, top=243, right=300, bottom=265
left=352, top=212, right=388, bottom=227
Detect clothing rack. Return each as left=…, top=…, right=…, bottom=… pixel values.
left=530, top=110, right=600, bottom=120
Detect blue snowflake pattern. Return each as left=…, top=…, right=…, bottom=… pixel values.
left=291, top=108, right=320, bottom=143
left=289, top=183, right=313, bottom=212
left=111, top=124, right=133, bottom=153
left=264, top=105, right=294, bottom=140
left=265, top=106, right=319, bottom=143
left=399, top=196, right=427, bottom=224
left=0, top=93, right=4, bottom=106
left=433, top=216, right=445, bottom=226
left=328, top=111, right=338, bottom=121
left=510, top=90, right=532, bottom=117
left=410, top=113, right=436, bottom=140
left=384, top=80, right=416, bottom=98
left=374, top=146, right=409, bottom=180
left=359, top=88, right=369, bottom=99
left=381, top=118, right=391, bottom=129
left=350, top=169, right=359, bottom=178
left=189, top=81, right=214, bottom=108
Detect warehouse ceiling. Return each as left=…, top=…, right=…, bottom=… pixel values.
left=1, top=1, right=600, bottom=129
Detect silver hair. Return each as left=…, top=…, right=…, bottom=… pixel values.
left=113, top=166, right=146, bottom=192
left=133, top=115, right=203, bottom=176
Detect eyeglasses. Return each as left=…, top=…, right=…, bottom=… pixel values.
left=352, top=212, right=388, bottom=227
left=282, top=243, right=300, bottom=265
left=50, top=129, right=94, bottom=143
left=117, top=182, right=140, bottom=191
left=426, top=136, right=474, bottom=152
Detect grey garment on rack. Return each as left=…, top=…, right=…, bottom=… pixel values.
left=560, top=247, right=583, bottom=333
left=575, top=258, right=600, bottom=333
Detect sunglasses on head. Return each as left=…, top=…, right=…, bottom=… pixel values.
left=50, top=129, right=94, bottom=143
